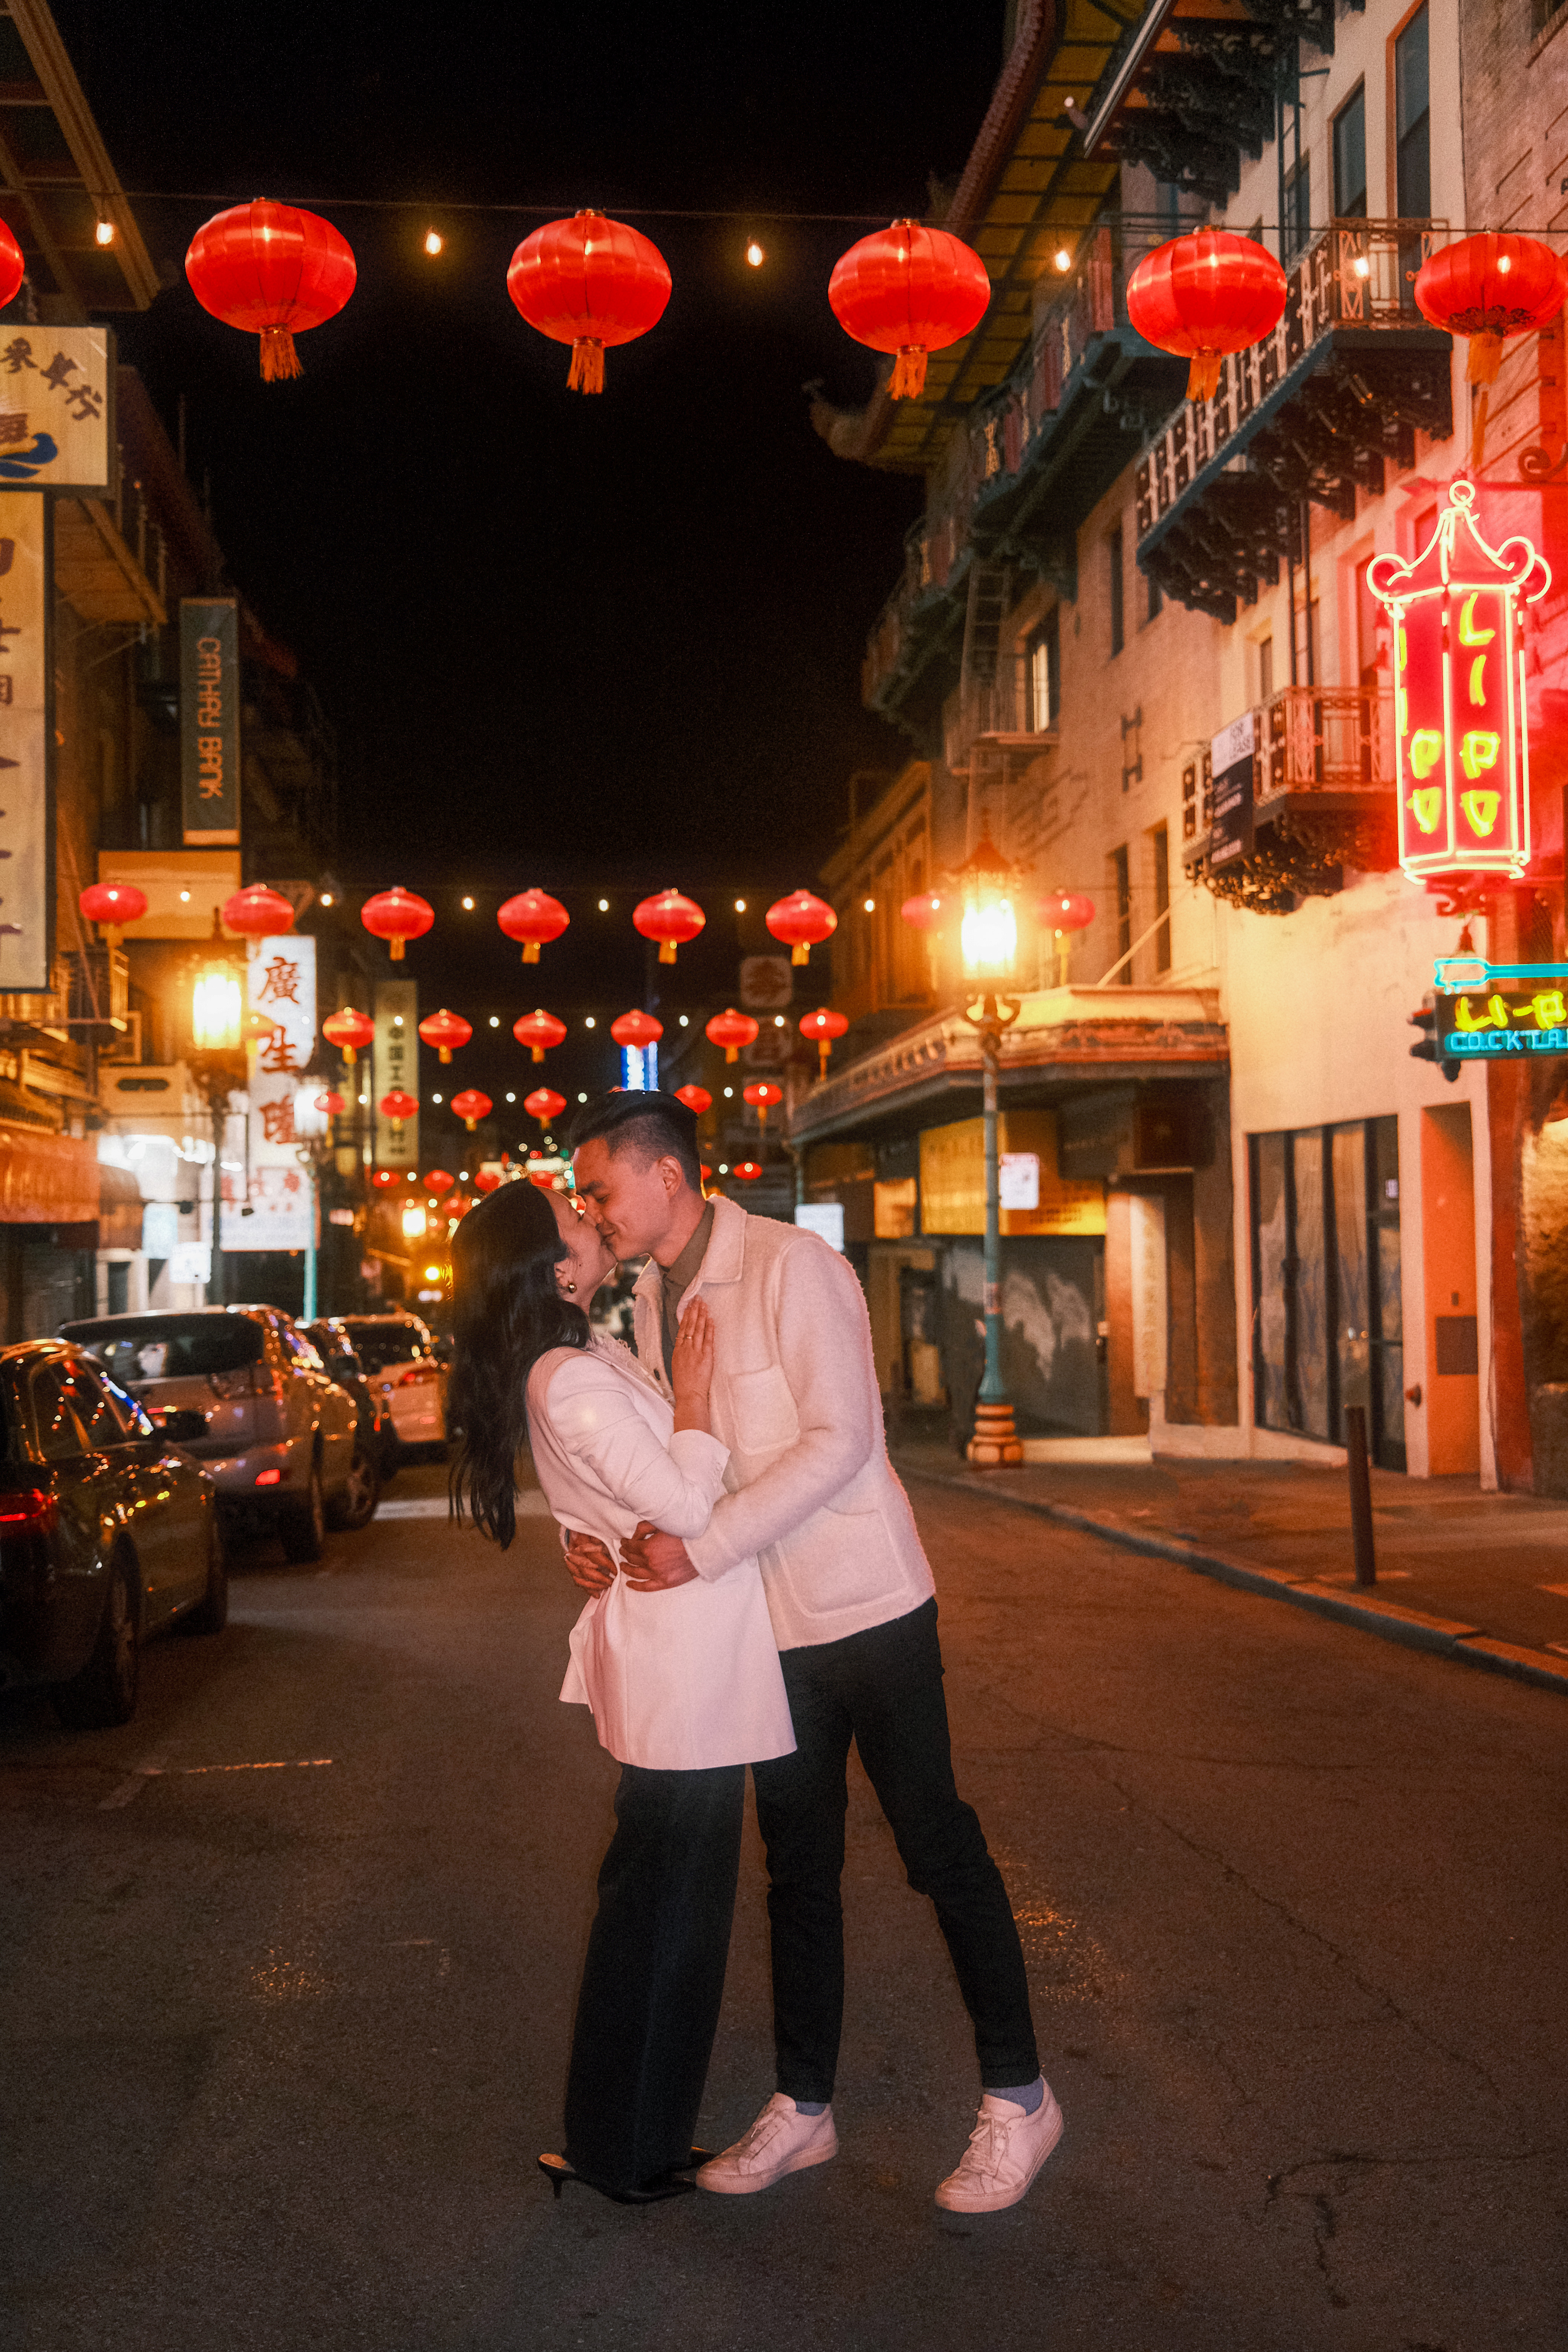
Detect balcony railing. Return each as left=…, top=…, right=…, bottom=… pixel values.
left=1183, top=685, right=1396, bottom=842
left=944, top=652, right=1059, bottom=772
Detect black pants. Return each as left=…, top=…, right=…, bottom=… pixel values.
left=750, top=1599, right=1037, bottom=2103
left=562, top=1762, right=745, bottom=2192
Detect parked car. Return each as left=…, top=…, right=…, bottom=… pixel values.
left=61, top=1306, right=357, bottom=1563
left=303, top=1318, right=397, bottom=1513
left=334, top=1314, right=449, bottom=1459
left=0, top=1340, right=225, bottom=1727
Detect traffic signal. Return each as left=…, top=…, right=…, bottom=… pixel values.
left=1409, top=1003, right=1460, bottom=1083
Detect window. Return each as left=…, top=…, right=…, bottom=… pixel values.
left=1257, top=634, right=1274, bottom=704
left=1112, top=844, right=1132, bottom=983
left=1395, top=6, right=1430, bottom=217
left=1333, top=86, right=1367, bottom=218
left=1144, top=568, right=1162, bottom=625
left=1151, top=824, right=1171, bottom=973
left=1108, top=526, right=1124, bottom=657
left=1283, top=156, right=1312, bottom=266
left=29, top=1365, right=85, bottom=1461
left=1027, top=609, right=1060, bottom=731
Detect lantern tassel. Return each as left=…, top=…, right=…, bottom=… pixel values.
left=522, top=942, right=540, bottom=964
left=725, top=1046, right=738, bottom=1065
left=658, top=940, right=677, bottom=964
left=531, top=1047, right=544, bottom=1064
left=792, top=943, right=808, bottom=966
left=1186, top=351, right=1222, bottom=404
left=1471, top=388, right=1491, bottom=475
left=389, top=937, right=405, bottom=961
left=890, top=346, right=928, bottom=400
left=818, top=1044, right=830, bottom=1079
left=259, top=325, right=303, bottom=382
left=568, top=340, right=605, bottom=394
left=1466, top=331, right=1504, bottom=387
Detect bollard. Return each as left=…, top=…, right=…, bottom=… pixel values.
left=1345, top=1403, right=1376, bottom=1587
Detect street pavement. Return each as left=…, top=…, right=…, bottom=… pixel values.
left=2, top=1456, right=1564, bottom=2352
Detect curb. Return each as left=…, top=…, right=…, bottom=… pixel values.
left=896, top=1464, right=1568, bottom=1698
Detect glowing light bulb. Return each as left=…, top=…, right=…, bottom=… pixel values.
left=95, top=217, right=115, bottom=248
left=746, top=241, right=765, bottom=268
left=179, top=889, right=191, bottom=903
left=679, top=1014, right=689, bottom=1026
left=961, top=896, right=1018, bottom=979
left=320, top=891, right=334, bottom=906
left=432, top=1092, right=443, bottom=1104
left=461, top=894, right=474, bottom=910
left=864, top=897, right=876, bottom=913
left=1054, top=247, right=1072, bottom=273
left=577, top=1092, right=588, bottom=1102
left=1353, top=256, right=1370, bottom=279
left=598, top=898, right=609, bottom=911
left=424, top=229, right=443, bottom=257
left=735, top=898, right=747, bottom=911
left=585, top=1016, right=596, bottom=1029
left=1498, top=254, right=1512, bottom=274
left=488, top=1015, right=499, bottom=1028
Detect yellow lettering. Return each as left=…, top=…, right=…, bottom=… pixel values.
left=1458, top=593, right=1495, bottom=646
left=1468, top=653, right=1487, bottom=706
left=1453, top=994, right=1504, bottom=1032
left=1459, top=731, right=1501, bottom=781
left=1407, top=784, right=1444, bottom=835
left=1533, top=989, right=1567, bottom=1027
left=1409, top=729, right=1444, bottom=780
left=1460, top=787, right=1500, bottom=836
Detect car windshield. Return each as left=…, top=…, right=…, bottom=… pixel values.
left=61, top=1313, right=265, bottom=1385
left=340, top=1321, right=425, bottom=1372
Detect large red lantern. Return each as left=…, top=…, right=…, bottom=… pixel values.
left=507, top=211, right=672, bottom=394
left=1126, top=229, right=1286, bottom=403
left=706, top=1007, right=758, bottom=1065
left=380, top=1089, right=417, bottom=1133
left=513, top=1008, right=567, bottom=1062
left=315, top=1090, right=346, bottom=1118
left=0, top=222, right=23, bottom=314
left=473, top=1168, right=502, bottom=1193
left=185, top=200, right=356, bottom=380
left=674, top=1083, right=712, bottom=1116
left=828, top=220, right=991, bottom=400
left=633, top=888, right=705, bottom=965
left=900, top=891, right=946, bottom=933
left=731, top=1160, right=763, bottom=1183
left=322, top=1006, right=374, bottom=1067
left=361, top=886, right=433, bottom=962
left=1415, top=234, right=1565, bottom=385
left=610, top=1009, right=664, bottom=1049
left=372, top=1168, right=399, bottom=1189
left=524, top=1086, right=567, bottom=1130
left=418, top=1008, right=472, bottom=1064
left=78, top=880, right=147, bottom=948
left=424, top=1167, right=455, bottom=1194
left=498, top=889, right=569, bottom=965
left=743, top=1079, right=783, bottom=1129
left=799, top=1005, right=849, bottom=1078
left=451, top=1089, right=493, bottom=1133
left=1367, top=480, right=1550, bottom=887
left=1038, top=889, right=1095, bottom=986
left=222, top=883, right=295, bottom=937
left=766, top=889, right=837, bottom=966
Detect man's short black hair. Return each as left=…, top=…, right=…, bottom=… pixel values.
left=568, top=1090, right=703, bottom=1191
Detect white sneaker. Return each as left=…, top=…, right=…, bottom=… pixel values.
left=934, top=2082, right=1064, bottom=2213
left=695, top=2094, right=838, bottom=2196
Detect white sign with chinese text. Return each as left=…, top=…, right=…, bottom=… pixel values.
left=242, top=935, right=315, bottom=1249
left=998, top=1152, right=1040, bottom=1211
left=374, top=980, right=419, bottom=1169
left=0, top=494, right=46, bottom=989
left=0, top=328, right=112, bottom=489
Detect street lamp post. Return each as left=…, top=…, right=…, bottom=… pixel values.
left=957, top=831, right=1024, bottom=1467
left=188, top=943, right=248, bottom=1308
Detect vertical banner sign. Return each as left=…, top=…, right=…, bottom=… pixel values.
left=0, top=493, right=48, bottom=991
left=1368, top=480, right=1550, bottom=884
left=374, top=981, right=419, bottom=1170
left=244, top=935, right=315, bottom=1250
left=180, top=599, right=241, bottom=846
left=1207, top=710, right=1255, bottom=874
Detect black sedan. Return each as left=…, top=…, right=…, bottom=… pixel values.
left=0, top=1341, right=225, bottom=1728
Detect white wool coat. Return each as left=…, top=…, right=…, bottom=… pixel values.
left=527, top=1332, right=794, bottom=1771
left=632, top=1195, right=936, bottom=1651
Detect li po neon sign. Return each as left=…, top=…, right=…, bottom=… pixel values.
left=1368, top=479, right=1550, bottom=884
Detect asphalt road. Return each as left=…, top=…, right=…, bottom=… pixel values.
left=2, top=1458, right=1564, bottom=2352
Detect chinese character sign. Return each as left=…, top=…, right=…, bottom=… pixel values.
left=180, top=600, right=241, bottom=845
left=1368, top=479, right=1550, bottom=884
left=0, top=495, right=47, bottom=990
left=374, top=981, right=419, bottom=1168
left=0, top=328, right=112, bottom=488
left=247, top=937, right=315, bottom=1253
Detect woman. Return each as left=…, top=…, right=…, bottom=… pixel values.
left=448, top=1179, right=793, bottom=2206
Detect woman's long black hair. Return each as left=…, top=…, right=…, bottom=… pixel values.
left=448, top=1178, right=589, bottom=1548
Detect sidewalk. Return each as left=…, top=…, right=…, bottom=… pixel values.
left=890, top=1440, right=1568, bottom=1695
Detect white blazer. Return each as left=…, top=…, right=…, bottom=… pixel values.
left=632, top=1196, right=936, bottom=1652
left=525, top=1332, right=794, bottom=1772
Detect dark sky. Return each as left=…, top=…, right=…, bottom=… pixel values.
left=53, top=1, right=1006, bottom=1130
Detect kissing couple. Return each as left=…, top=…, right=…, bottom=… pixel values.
left=450, top=1088, right=1062, bottom=2213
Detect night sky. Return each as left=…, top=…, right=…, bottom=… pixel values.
left=53, top=1, right=1006, bottom=1129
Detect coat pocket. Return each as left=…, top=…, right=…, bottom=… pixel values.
left=726, top=1363, right=799, bottom=1452
left=776, top=1499, right=905, bottom=1616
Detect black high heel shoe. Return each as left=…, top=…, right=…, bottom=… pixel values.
left=537, top=2149, right=714, bottom=2205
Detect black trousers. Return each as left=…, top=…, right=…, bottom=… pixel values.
left=562, top=1761, right=745, bottom=2191
left=750, top=1598, right=1038, bottom=2103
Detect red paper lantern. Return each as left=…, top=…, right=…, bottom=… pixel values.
left=315, top=1090, right=346, bottom=1118
left=799, top=1005, right=849, bottom=1078
left=828, top=219, right=991, bottom=400
left=674, top=1084, right=712, bottom=1116
left=513, top=1008, right=567, bottom=1062
left=451, top=1089, right=493, bottom=1133
left=706, top=1007, right=758, bottom=1064
left=507, top=210, right=672, bottom=394
left=1126, top=229, right=1287, bottom=403
left=610, top=1009, right=664, bottom=1049
left=372, top=1168, right=398, bottom=1188
left=418, top=1008, right=472, bottom=1064
left=424, top=1167, right=456, bottom=1194
left=1039, top=891, right=1095, bottom=933
left=361, top=885, right=433, bottom=961
left=731, top=1160, right=763, bottom=1182
left=524, top=1086, right=567, bottom=1129
left=221, top=883, right=295, bottom=937
left=1415, top=233, right=1566, bottom=386
left=766, top=889, right=838, bottom=966
left=185, top=199, right=356, bottom=380
left=743, top=1079, right=784, bottom=1129
left=700, top=1163, right=712, bottom=1184
left=633, top=888, right=705, bottom=965
left=322, top=1006, right=374, bottom=1067
left=498, top=889, right=569, bottom=965
left=78, top=880, right=147, bottom=947
left=473, top=1168, right=502, bottom=1193
left=0, top=222, right=24, bottom=314
left=380, top=1089, right=417, bottom=1129
left=1367, top=479, right=1550, bottom=886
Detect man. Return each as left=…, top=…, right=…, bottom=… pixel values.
left=565, top=1089, right=1062, bottom=2214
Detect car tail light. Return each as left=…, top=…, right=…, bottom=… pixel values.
left=397, top=1365, right=427, bottom=1386
left=254, top=1468, right=282, bottom=1486
left=0, top=1489, right=58, bottom=1531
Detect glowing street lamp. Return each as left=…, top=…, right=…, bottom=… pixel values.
left=957, top=830, right=1024, bottom=1467
left=187, top=937, right=248, bottom=1307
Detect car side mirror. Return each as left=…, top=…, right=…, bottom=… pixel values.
left=153, top=1408, right=209, bottom=1443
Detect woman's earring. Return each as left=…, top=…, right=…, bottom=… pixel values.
left=564, top=1279, right=576, bottom=1294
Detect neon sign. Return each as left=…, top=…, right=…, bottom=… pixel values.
left=1429, top=959, right=1568, bottom=1058
left=1367, top=479, right=1550, bottom=884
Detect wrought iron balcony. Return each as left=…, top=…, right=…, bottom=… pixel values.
left=943, top=652, right=1059, bottom=775
left=1137, top=220, right=1455, bottom=625
left=1182, top=684, right=1398, bottom=914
